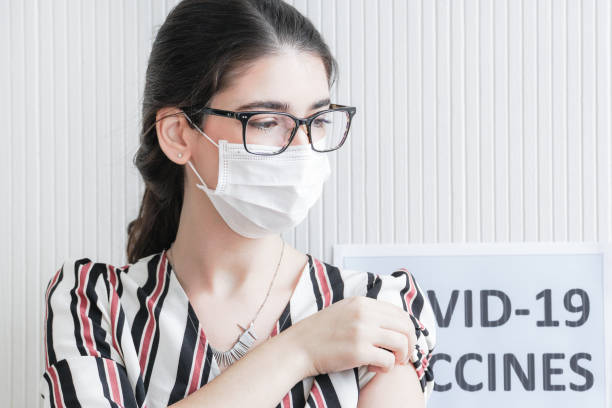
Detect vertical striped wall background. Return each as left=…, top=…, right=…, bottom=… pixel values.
left=1, top=0, right=610, bottom=406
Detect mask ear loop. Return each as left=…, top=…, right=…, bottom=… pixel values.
left=180, top=110, right=220, bottom=148
left=186, top=160, right=210, bottom=192
left=181, top=110, right=222, bottom=193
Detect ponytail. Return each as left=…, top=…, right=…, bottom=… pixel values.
left=126, top=186, right=182, bottom=264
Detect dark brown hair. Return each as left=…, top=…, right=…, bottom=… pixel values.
left=126, top=0, right=338, bottom=264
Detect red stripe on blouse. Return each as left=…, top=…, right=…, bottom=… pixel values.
left=188, top=331, right=206, bottom=394
left=78, top=262, right=99, bottom=357
left=44, top=268, right=62, bottom=369
left=281, top=390, right=292, bottom=407
left=310, top=380, right=326, bottom=407
left=416, top=352, right=431, bottom=379
left=49, top=365, right=65, bottom=408
left=108, top=265, right=122, bottom=357
left=400, top=269, right=418, bottom=315
left=104, top=358, right=123, bottom=405
left=314, top=258, right=332, bottom=308
left=138, top=256, right=168, bottom=373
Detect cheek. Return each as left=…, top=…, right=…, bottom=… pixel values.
left=204, top=119, right=243, bottom=145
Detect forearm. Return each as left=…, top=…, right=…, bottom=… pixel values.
left=169, top=329, right=309, bottom=407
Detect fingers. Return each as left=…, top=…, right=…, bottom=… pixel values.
left=368, top=327, right=414, bottom=365
left=355, top=296, right=421, bottom=371
left=368, top=344, right=398, bottom=372
left=359, top=296, right=418, bottom=340
left=366, top=301, right=419, bottom=360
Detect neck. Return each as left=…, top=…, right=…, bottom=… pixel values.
left=168, top=183, right=287, bottom=300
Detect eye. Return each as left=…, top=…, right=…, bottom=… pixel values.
left=313, top=117, right=331, bottom=127
left=248, top=119, right=278, bottom=130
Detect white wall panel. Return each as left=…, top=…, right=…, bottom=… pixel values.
left=1, top=0, right=611, bottom=406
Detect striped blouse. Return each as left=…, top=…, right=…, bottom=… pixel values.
left=40, top=248, right=436, bottom=407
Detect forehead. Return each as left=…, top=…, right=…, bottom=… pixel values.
left=213, top=49, right=330, bottom=114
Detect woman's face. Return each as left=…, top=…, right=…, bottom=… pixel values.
left=189, top=49, right=331, bottom=191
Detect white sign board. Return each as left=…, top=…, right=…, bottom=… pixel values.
left=333, top=243, right=611, bottom=407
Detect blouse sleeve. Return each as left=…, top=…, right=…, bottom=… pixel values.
left=39, top=258, right=140, bottom=408
left=357, top=268, right=437, bottom=401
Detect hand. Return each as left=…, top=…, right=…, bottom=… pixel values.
left=287, top=296, right=418, bottom=378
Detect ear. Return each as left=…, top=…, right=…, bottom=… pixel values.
left=156, top=106, right=192, bottom=164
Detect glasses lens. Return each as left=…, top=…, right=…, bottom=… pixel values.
left=245, top=113, right=296, bottom=154
left=310, top=110, right=350, bottom=152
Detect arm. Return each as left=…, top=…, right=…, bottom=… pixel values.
left=356, top=362, right=425, bottom=408
left=169, top=328, right=310, bottom=407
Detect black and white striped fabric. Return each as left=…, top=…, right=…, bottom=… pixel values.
left=40, top=248, right=436, bottom=407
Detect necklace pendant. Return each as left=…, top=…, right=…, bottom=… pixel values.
left=235, top=320, right=258, bottom=348
left=213, top=321, right=258, bottom=370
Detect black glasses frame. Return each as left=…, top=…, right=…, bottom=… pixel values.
left=181, top=103, right=357, bottom=156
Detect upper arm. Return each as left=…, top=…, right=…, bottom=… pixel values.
left=357, top=362, right=425, bottom=408
left=40, top=258, right=140, bottom=408
left=356, top=269, right=437, bottom=403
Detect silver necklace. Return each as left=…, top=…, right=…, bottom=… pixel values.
left=166, top=239, right=285, bottom=371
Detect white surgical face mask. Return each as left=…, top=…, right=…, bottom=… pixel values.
left=186, top=125, right=332, bottom=239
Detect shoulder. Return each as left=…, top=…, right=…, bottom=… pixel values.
left=365, top=269, right=433, bottom=324
left=45, top=257, right=114, bottom=302
left=307, top=259, right=435, bottom=335
left=45, top=251, right=167, bottom=301
left=45, top=256, right=126, bottom=296
left=305, top=255, right=370, bottom=298
left=42, top=252, right=168, bottom=356
left=43, top=257, right=126, bottom=338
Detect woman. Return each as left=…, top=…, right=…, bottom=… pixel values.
left=40, top=0, right=436, bottom=406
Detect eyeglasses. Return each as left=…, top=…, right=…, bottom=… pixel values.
left=181, top=103, right=357, bottom=156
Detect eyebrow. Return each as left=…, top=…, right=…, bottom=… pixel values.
left=234, top=97, right=331, bottom=112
